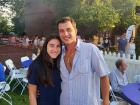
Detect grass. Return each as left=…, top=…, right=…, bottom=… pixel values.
left=0, top=82, right=29, bottom=105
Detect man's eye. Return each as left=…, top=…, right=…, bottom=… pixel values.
left=67, top=28, right=71, bottom=32
left=60, top=30, right=64, bottom=33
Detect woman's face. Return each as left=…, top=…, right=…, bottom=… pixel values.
left=131, top=38, right=134, bottom=42
left=47, top=39, right=61, bottom=59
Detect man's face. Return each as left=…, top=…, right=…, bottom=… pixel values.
left=120, top=60, right=127, bottom=72
left=121, top=33, right=126, bottom=39
left=58, top=21, right=77, bottom=45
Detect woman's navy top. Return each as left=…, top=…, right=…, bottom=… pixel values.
left=28, top=59, right=61, bottom=105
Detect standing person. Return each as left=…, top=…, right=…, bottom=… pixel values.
left=57, top=16, right=110, bottom=105
left=27, top=35, right=62, bottom=105
left=126, top=37, right=136, bottom=59
left=25, top=36, right=30, bottom=47
left=117, top=33, right=128, bottom=56
left=103, top=36, right=110, bottom=52
left=33, top=36, right=40, bottom=47
left=22, top=36, right=30, bottom=48
left=39, top=36, right=46, bottom=47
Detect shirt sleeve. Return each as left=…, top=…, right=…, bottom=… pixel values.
left=91, top=44, right=110, bottom=77
left=28, top=62, right=39, bottom=85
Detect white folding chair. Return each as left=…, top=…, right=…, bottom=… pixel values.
left=20, top=78, right=28, bottom=95
left=21, top=56, right=32, bottom=70
left=20, top=56, right=32, bottom=95
left=110, top=86, right=128, bottom=105
left=0, top=81, right=12, bottom=105
left=5, top=59, right=26, bottom=91
left=21, top=56, right=29, bottom=61
left=0, top=63, right=12, bottom=105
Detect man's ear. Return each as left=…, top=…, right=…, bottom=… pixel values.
left=75, top=28, right=77, bottom=34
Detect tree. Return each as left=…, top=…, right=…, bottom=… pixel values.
left=10, top=0, right=25, bottom=34
left=42, top=0, right=80, bottom=22
left=71, top=0, right=120, bottom=35
left=135, top=0, right=140, bottom=57
left=0, top=16, right=11, bottom=34
left=112, top=0, right=136, bottom=32
left=0, top=0, right=25, bottom=35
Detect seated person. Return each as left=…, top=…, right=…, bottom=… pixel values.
left=109, top=58, right=128, bottom=97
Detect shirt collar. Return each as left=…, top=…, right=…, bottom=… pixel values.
left=62, top=38, right=81, bottom=53
left=115, top=68, right=126, bottom=76
left=76, top=38, right=81, bottom=51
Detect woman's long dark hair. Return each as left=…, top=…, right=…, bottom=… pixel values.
left=27, top=35, right=62, bottom=87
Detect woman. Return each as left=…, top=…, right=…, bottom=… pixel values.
left=103, top=36, right=110, bottom=52
left=126, top=37, right=136, bottom=59
left=27, top=35, right=62, bottom=105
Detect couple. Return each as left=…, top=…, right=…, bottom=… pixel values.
left=27, top=17, right=110, bottom=105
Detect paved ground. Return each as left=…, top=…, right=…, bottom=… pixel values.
left=0, top=45, right=32, bottom=68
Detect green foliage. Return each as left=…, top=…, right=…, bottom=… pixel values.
left=136, top=25, right=140, bottom=56
left=1, top=0, right=139, bottom=35
left=71, top=0, right=137, bottom=35
left=10, top=0, right=25, bottom=34
left=0, top=0, right=9, bottom=6
left=1, top=0, right=25, bottom=34
left=112, top=0, right=136, bottom=30
left=0, top=87, right=29, bottom=105
left=71, top=0, right=120, bottom=33
left=136, top=0, right=140, bottom=5
left=0, top=17, right=11, bottom=34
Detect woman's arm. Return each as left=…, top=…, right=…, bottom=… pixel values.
left=125, top=43, right=130, bottom=54
left=28, top=84, right=37, bottom=105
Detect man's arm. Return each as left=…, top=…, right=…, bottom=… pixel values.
left=100, top=76, right=110, bottom=105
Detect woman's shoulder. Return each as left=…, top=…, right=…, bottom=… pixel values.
left=29, top=58, right=42, bottom=71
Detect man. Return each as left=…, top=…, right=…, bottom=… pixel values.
left=117, top=33, right=128, bottom=56
left=109, top=59, right=128, bottom=97
left=57, top=16, right=110, bottom=105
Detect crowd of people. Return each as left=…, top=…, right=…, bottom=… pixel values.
left=117, top=33, right=136, bottom=58
left=20, top=35, right=46, bottom=48
left=94, top=32, right=136, bottom=59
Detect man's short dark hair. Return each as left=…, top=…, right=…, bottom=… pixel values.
left=57, top=16, right=77, bottom=29
left=115, top=59, right=123, bottom=69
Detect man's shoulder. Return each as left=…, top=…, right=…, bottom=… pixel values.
left=118, top=38, right=121, bottom=42
left=110, top=68, right=117, bottom=74
left=80, top=41, right=97, bottom=49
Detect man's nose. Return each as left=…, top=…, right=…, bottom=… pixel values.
left=64, top=31, right=69, bottom=36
